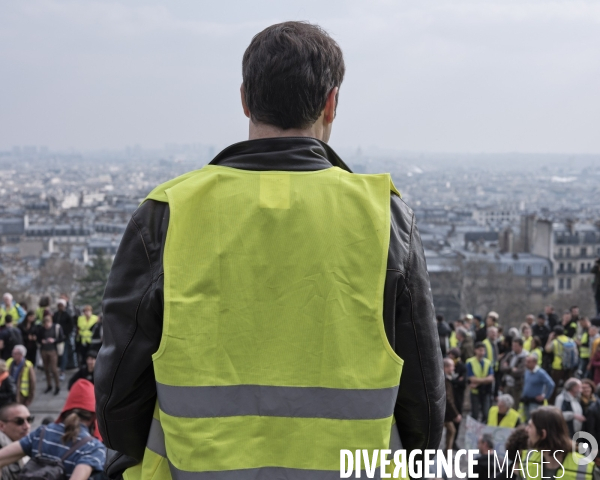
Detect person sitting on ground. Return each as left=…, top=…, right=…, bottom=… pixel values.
left=6, top=346, right=35, bottom=407
left=0, top=361, right=16, bottom=409
left=0, top=379, right=106, bottom=480
left=68, top=350, right=96, bottom=390
left=524, top=406, right=594, bottom=480
left=488, top=393, right=520, bottom=428
left=0, top=403, right=32, bottom=480
left=555, top=377, right=585, bottom=437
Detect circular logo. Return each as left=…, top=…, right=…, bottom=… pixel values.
left=572, top=432, right=598, bottom=465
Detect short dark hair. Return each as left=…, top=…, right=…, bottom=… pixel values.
left=553, top=325, right=564, bottom=335
left=242, top=21, right=345, bottom=130
left=512, top=338, right=523, bottom=347
left=0, top=403, right=23, bottom=422
left=4, top=315, right=12, bottom=325
left=474, top=342, right=485, bottom=350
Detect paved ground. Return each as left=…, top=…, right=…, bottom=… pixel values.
left=28, top=366, right=76, bottom=430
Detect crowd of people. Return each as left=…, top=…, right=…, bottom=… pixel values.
left=0, top=292, right=106, bottom=479
left=440, top=305, right=600, bottom=479
left=0, top=292, right=101, bottom=408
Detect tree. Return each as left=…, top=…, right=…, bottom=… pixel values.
left=34, top=257, right=85, bottom=299
left=76, top=252, right=112, bottom=311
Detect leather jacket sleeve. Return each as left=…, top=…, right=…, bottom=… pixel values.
left=95, top=200, right=168, bottom=477
left=387, top=195, right=445, bottom=453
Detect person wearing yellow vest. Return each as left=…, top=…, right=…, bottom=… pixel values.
left=523, top=406, right=594, bottom=480
left=77, top=305, right=98, bottom=367
left=0, top=294, right=24, bottom=328
left=577, top=317, right=592, bottom=377
left=530, top=337, right=544, bottom=367
left=483, top=327, right=499, bottom=369
left=562, top=310, right=578, bottom=338
left=6, top=346, right=35, bottom=407
left=467, top=343, right=494, bottom=422
left=35, top=296, right=51, bottom=323
left=449, top=329, right=458, bottom=349
left=488, top=393, right=520, bottom=427
left=95, top=21, right=445, bottom=480
left=521, top=324, right=533, bottom=353
left=545, top=325, right=576, bottom=403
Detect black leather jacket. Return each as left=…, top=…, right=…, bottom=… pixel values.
left=95, top=137, right=444, bottom=477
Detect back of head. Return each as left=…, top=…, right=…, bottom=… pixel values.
left=242, top=21, right=345, bottom=130
left=59, top=379, right=97, bottom=443
left=553, top=325, right=564, bottom=335
left=529, top=406, right=573, bottom=453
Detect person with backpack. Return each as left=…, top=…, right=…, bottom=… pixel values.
left=545, top=325, right=579, bottom=403
left=0, top=379, right=106, bottom=479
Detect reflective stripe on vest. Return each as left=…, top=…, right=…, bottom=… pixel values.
left=580, top=331, right=590, bottom=359
left=77, top=315, right=98, bottom=345
left=467, top=356, right=491, bottom=394
left=524, top=450, right=593, bottom=480
left=142, top=413, right=403, bottom=480
left=7, top=358, right=32, bottom=397
left=137, top=166, right=402, bottom=478
left=487, top=406, right=519, bottom=428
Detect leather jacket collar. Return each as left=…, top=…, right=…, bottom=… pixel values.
left=209, top=137, right=352, bottom=173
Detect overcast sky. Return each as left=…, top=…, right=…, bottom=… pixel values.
left=1, top=0, right=599, bottom=154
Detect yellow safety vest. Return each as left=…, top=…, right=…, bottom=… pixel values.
left=523, top=450, right=593, bottom=480
left=77, top=315, right=98, bottom=345
left=467, top=356, right=492, bottom=394
left=125, top=165, right=404, bottom=480
left=487, top=406, right=520, bottom=427
left=552, top=335, right=571, bottom=370
left=523, top=337, right=532, bottom=352
left=449, top=331, right=458, bottom=348
left=532, top=347, right=543, bottom=366
left=580, top=330, right=590, bottom=359
left=482, top=338, right=497, bottom=369
left=0, top=304, right=21, bottom=327
left=35, top=307, right=46, bottom=322
left=6, top=358, right=33, bottom=398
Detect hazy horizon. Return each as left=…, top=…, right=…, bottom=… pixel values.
left=2, top=0, right=600, bottom=155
